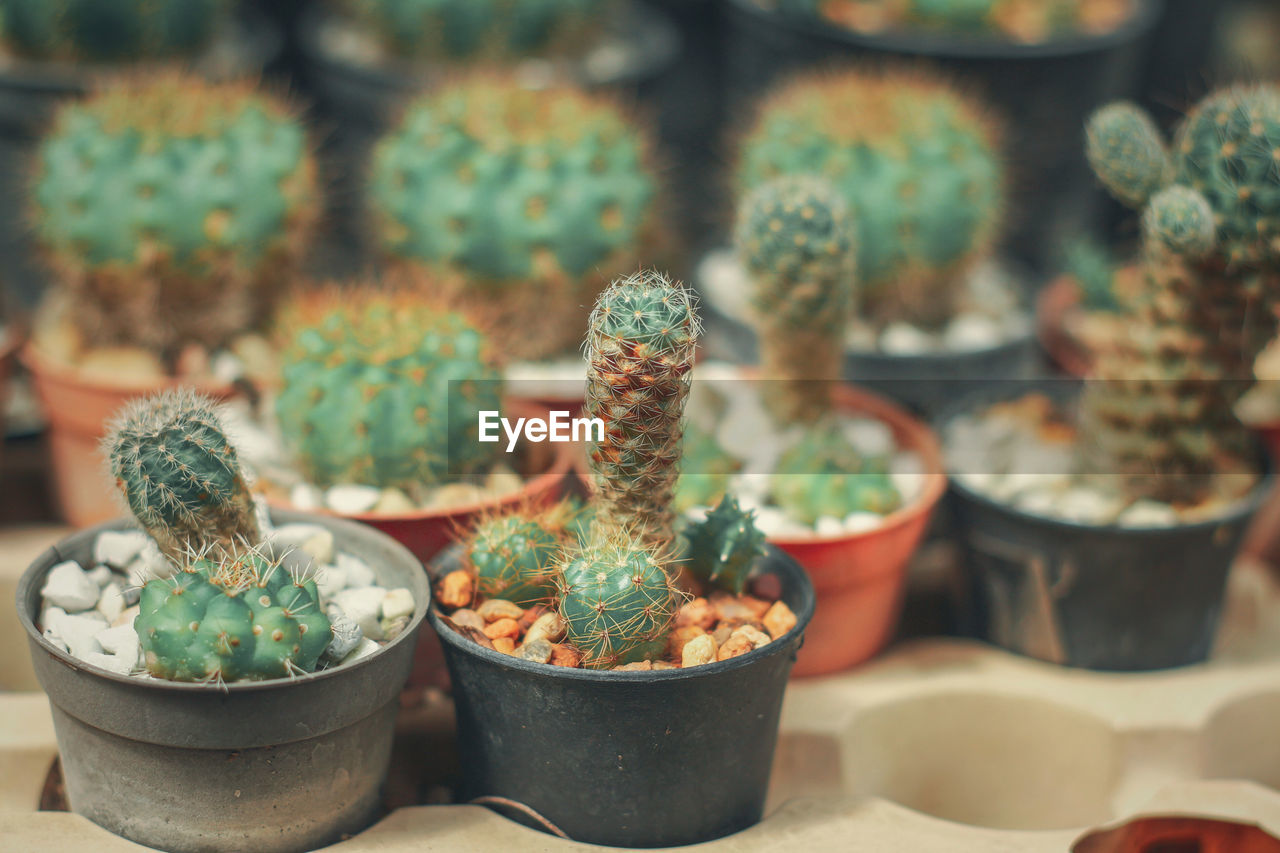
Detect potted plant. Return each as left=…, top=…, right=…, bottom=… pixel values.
left=702, top=67, right=1035, bottom=416
left=722, top=0, right=1162, bottom=270
left=429, top=270, right=815, bottom=847
left=21, top=72, right=321, bottom=526
left=16, top=390, right=427, bottom=852
left=941, top=84, right=1279, bottom=671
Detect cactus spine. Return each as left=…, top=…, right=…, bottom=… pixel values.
left=1, top=0, right=231, bottom=62
left=467, top=513, right=565, bottom=607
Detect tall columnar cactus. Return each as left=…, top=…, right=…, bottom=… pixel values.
left=585, top=271, right=700, bottom=553
left=368, top=76, right=660, bottom=359
left=738, top=69, right=1003, bottom=330
left=340, top=0, right=610, bottom=60
left=467, top=512, right=565, bottom=607
left=106, top=390, right=259, bottom=565
left=679, top=495, right=766, bottom=595
left=274, top=285, right=503, bottom=492
left=0, top=0, right=231, bottom=61
left=1079, top=86, right=1280, bottom=504
left=135, top=549, right=332, bottom=682
left=31, top=73, right=319, bottom=363
left=736, top=175, right=856, bottom=423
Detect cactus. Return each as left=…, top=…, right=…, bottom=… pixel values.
left=339, top=0, right=611, bottom=60
left=674, top=423, right=741, bottom=513
left=0, top=0, right=231, bottom=62
left=1078, top=85, right=1280, bottom=504
left=31, top=73, right=319, bottom=364
left=368, top=76, right=659, bottom=360
left=1062, top=237, right=1121, bottom=312
left=557, top=533, right=676, bottom=668
left=1084, top=102, right=1170, bottom=209
left=678, top=495, right=766, bottom=595
left=738, top=69, right=1002, bottom=330
left=274, top=285, right=503, bottom=492
left=585, top=271, right=700, bottom=553
left=736, top=175, right=856, bottom=423
left=466, top=512, right=565, bottom=607
left=106, top=389, right=258, bottom=566
left=770, top=420, right=902, bottom=526
left=135, top=548, right=331, bottom=682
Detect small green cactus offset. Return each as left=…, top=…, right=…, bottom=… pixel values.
left=679, top=496, right=766, bottom=595
left=106, top=390, right=258, bottom=565
left=1143, top=186, right=1216, bottom=259
left=1084, top=102, right=1171, bottom=209
left=32, top=73, right=320, bottom=363
left=368, top=76, right=659, bottom=359
left=0, top=0, right=231, bottom=62
left=340, top=0, right=611, bottom=60
left=467, top=512, right=565, bottom=607
left=135, top=549, right=331, bottom=682
left=274, top=283, right=503, bottom=492
left=770, top=421, right=902, bottom=526
left=585, top=270, right=700, bottom=553
left=738, top=69, right=1002, bottom=329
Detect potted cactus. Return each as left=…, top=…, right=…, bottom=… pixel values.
left=16, top=390, right=427, bottom=853
left=722, top=0, right=1162, bottom=270
left=428, top=270, right=815, bottom=846
left=702, top=67, right=1034, bottom=416
left=1036, top=237, right=1136, bottom=377
left=21, top=72, right=321, bottom=527
left=942, top=84, right=1280, bottom=670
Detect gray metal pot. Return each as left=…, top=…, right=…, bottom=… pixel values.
left=15, top=510, right=428, bottom=853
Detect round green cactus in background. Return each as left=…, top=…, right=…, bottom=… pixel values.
left=0, top=0, right=232, bottom=62
left=769, top=421, right=902, bottom=526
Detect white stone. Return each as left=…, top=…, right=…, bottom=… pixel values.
left=211, top=351, right=245, bottom=385
left=715, top=390, right=778, bottom=472
left=289, top=483, right=324, bottom=512
left=87, top=565, right=114, bottom=587
left=42, top=630, right=68, bottom=653
left=314, top=565, right=347, bottom=600
left=842, top=417, right=896, bottom=458
left=382, top=588, right=415, bottom=622
left=890, top=452, right=928, bottom=501
left=752, top=507, right=809, bottom=539
left=338, top=553, right=376, bottom=589
left=1117, top=500, right=1180, bottom=528
left=340, top=637, right=381, bottom=665
left=138, top=539, right=174, bottom=578
left=943, top=313, right=1003, bottom=352
left=253, top=496, right=274, bottom=534
left=93, top=531, right=148, bottom=569
left=814, top=515, right=844, bottom=536
left=270, top=524, right=335, bottom=565
left=331, top=587, right=385, bottom=641
left=1055, top=487, right=1124, bottom=525
left=1015, top=489, right=1061, bottom=516
left=41, top=561, right=100, bottom=612
left=880, top=323, right=935, bottom=355
left=84, top=651, right=134, bottom=676
left=97, top=583, right=125, bottom=623
left=94, top=624, right=139, bottom=658
left=843, top=512, right=884, bottom=534
left=323, top=603, right=363, bottom=662
left=326, top=484, right=381, bottom=515
left=52, top=611, right=108, bottom=659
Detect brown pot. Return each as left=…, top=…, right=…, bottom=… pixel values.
left=1036, top=274, right=1093, bottom=378
left=22, top=345, right=232, bottom=528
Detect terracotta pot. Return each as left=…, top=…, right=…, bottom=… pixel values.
left=22, top=346, right=233, bottom=528
left=1036, top=274, right=1093, bottom=378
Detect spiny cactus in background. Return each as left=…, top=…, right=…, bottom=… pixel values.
left=1062, top=237, right=1121, bottom=312
left=0, top=0, right=231, bottom=62
left=557, top=533, right=676, bottom=668
left=466, top=512, right=565, bottom=607
left=274, top=284, right=503, bottom=493
left=674, top=423, right=741, bottom=512
left=31, top=73, right=319, bottom=365
left=738, top=69, right=1002, bottom=330
left=770, top=421, right=902, bottom=526
left=106, top=390, right=258, bottom=566
left=368, top=76, right=660, bottom=360
left=1078, top=85, right=1280, bottom=504
left=135, top=548, right=331, bottom=682
left=340, top=0, right=611, bottom=60
left=585, top=271, right=700, bottom=553
left=736, top=175, right=856, bottom=423
left=679, top=496, right=766, bottom=595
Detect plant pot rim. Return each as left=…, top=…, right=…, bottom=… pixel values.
left=936, top=380, right=1277, bottom=536
left=16, top=510, right=429, bottom=695
left=20, top=343, right=231, bottom=396
left=429, top=542, right=815, bottom=682
left=725, top=0, right=1162, bottom=59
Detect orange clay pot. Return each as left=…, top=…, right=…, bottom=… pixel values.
left=1035, top=274, right=1093, bottom=378
left=22, top=345, right=233, bottom=528
left=770, top=382, right=947, bottom=677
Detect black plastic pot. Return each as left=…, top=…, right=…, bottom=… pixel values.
left=16, top=510, right=428, bottom=853
left=722, top=0, right=1162, bottom=272
left=938, top=381, right=1273, bottom=672
left=430, top=544, right=815, bottom=848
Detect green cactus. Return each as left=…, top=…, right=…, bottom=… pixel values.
left=0, top=0, right=231, bottom=62
left=368, top=76, right=659, bottom=360
left=678, top=495, right=766, bottom=596
left=1085, top=102, right=1171, bottom=209
left=557, top=533, right=676, bottom=668
left=106, top=389, right=259, bottom=566
left=340, top=0, right=610, bottom=60
left=778, top=0, right=1134, bottom=42
left=585, top=270, right=700, bottom=553
left=31, top=73, right=319, bottom=363
left=738, top=69, right=1002, bottom=329
left=736, top=175, right=856, bottom=423
left=274, top=285, right=503, bottom=492
left=770, top=420, right=902, bottom=526
left=674, top=423, right=741, bottom=513
left=1062, top=237, right=1121, bottom=312
left=466, top=513, right=565, bottom=607
left=135, top=549, right=332, bottom=682
left=1143, top=186, right=1216, bottom=259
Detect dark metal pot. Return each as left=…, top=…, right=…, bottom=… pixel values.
left=431, top=544, right=815, bottom=848
left=16, top=510, right=428, bottom=853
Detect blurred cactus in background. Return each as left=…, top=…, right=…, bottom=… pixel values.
left=368, top=75, right=660, bottom=360
left=0, top=0, right=232, bottom=62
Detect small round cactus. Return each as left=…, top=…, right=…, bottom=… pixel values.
left=769, top=421, right=902, bottom=526
left=1085, top=102, right=1171, bottom=209
left=1143, top=186, right=1216, bottom=259
left=679, top=496, right=766, bottom=596
left=274, top=284, right=503, bottom=492
left=106, top=389, right=258, bottom=566
left=0, top=0, right=231, bottom=62
left=557, top=534, right=676, bottom=669
left=467, top=513, right=565, bottom=607
left=585, top=270, right=701, bottom=553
